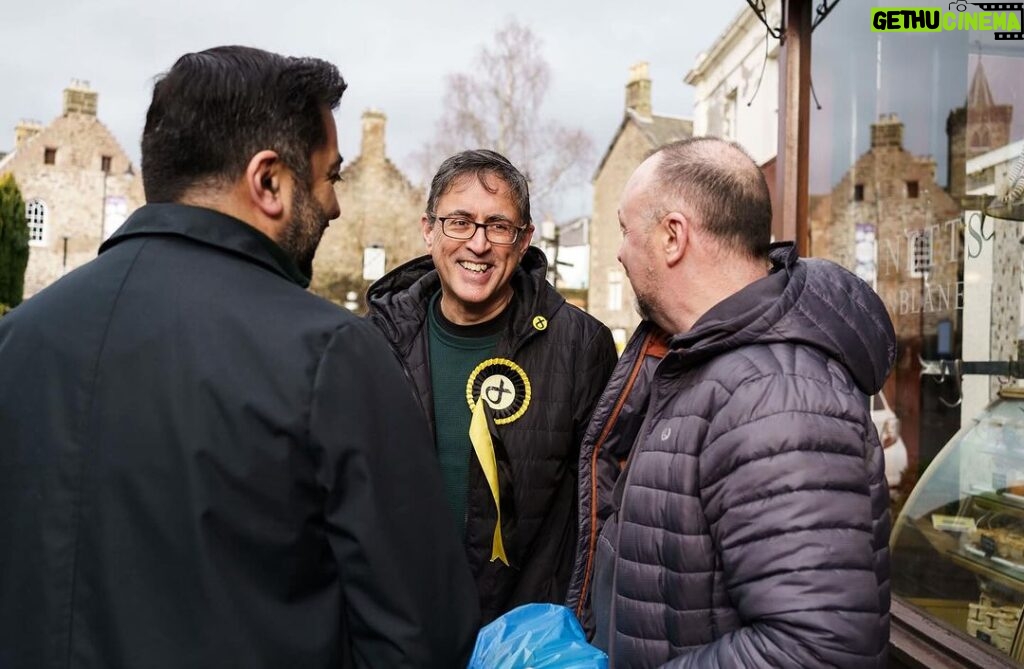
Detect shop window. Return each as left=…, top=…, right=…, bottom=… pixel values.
left=26, top=199, right=47, bottom=245
left=44, top=148, right=56, bottom=165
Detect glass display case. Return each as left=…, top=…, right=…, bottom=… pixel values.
left=891, top=388, right=1024, bottom=662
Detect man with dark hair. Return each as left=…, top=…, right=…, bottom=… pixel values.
left=0, top=46, right=478, bottom=668
left=367, top=149, right=617, bottom=623
left=566, top=137, right=895, bottom=667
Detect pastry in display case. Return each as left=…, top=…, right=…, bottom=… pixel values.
left=891, top=388, right=1024, bottom=661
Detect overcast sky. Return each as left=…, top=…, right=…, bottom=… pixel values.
left=0, top=0, right=745, bottom=218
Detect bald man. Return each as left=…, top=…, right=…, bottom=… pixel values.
left=566, top=137, right=895, bottom=668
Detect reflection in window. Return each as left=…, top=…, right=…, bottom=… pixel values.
left=909, top=229, right=933, bottom=277
left=26, top=199, right=46, bottom=244
left=855, top=223, right=877, bottom=288
left=970, top=127, right=990, bottom=150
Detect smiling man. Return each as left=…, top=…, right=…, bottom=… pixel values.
left=367, top=149, right=617, bottom=623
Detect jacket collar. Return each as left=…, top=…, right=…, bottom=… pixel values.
left=99, top=203, right=310, bottom=288
left=664, top=241, right=895, bottom=395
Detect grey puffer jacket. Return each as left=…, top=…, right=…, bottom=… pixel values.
left=566, top=244, right=895, bottom=668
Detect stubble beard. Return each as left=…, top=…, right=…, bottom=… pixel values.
left=279, top=178, right=328, bottom=280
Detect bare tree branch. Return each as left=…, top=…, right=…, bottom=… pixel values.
left=409, top=18, right=594, bottom=218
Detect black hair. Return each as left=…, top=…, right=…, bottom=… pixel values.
left=425, top=149, right=531, bottom=227
left=141, top=45, right=347, bottom=203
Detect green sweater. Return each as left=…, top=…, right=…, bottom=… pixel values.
left=427, top=292, right=507, bottom=537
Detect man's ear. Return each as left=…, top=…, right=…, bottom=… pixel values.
left=421, top=213, right=435, bottom=250
left=518, top=224, right=535, bottom=254
left=245, top=150, right=285, bottom=218
left=662, top=211, right=689, bottom=267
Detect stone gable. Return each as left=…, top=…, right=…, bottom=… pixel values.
left=310, top=110, right=424, bottom=311
left=1, top=88, right=144, bottom=298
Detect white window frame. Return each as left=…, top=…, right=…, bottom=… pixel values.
left=26, top=199, right=47, bottom=246
left=909, top=229, right=933, bottom=278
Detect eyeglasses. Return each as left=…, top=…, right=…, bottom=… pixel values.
left=433, top=216, right=525, bottom=245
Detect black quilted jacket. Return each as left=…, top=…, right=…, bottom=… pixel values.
left=367, top=247, right=617, bottom=623
left=566, top=244, right=895, bottom=668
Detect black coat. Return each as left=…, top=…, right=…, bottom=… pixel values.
left=0, top=203, right=479, bottom=669
left=566, top=245, right=895, bottom=668
left=367, top=247, right=617, bottom=622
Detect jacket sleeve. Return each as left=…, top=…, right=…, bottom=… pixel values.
left=663, top=372, right=886, bottom=669
left=308, top=320, right=480, bottom=668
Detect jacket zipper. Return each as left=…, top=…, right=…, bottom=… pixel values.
left=605, top=368, right=662, bottom=668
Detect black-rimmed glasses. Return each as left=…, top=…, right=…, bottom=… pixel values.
left=433, top=216, right=525, bottom=245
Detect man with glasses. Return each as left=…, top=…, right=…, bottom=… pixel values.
left=367, top=149, right=617, bottom=623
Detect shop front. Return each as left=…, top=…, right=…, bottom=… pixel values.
left=783, top=0, right=1024, bottom=664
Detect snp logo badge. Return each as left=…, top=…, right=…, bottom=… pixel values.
left=466, top=358, right=532, bottom=424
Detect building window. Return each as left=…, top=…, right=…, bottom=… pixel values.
left=101, top=155, right=112, bottom=173
left=44, top=148, right=56, bottom=165
left=906, top=180, right=919, bottom=198
left=854, top=223, right=877, bottom=288
left=909, top=229, right=933, bottom=277
left=607, top=269, right=623, bottom=311
left=103, top=196, right=128, bottom=240
left=853, top=183, right=864, bottom=201
left=26, top=199, right=47, bottom=245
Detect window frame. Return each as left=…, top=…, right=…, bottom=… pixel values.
left=26, top=199, right=47, bottom=246
left=908, top=228, right=933, bottom=278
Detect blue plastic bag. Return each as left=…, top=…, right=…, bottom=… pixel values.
left=469, top=603, right=608, bottom=669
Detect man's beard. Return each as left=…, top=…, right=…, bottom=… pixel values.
left=633, top=294, right=653, bottom=322
left=279, top=179, right=328, bottom=280
left=630, top=265, right=657, bottom=322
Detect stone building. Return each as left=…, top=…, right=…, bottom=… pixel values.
left=809, top=113, right=962, bottom=462
left=0, top=82, right=144, bottom=298
left=588, top=63, right=693, bottom=348
left=310, top=109, right=424, bottom=311
left=947, top=58, right=1014, bottom=200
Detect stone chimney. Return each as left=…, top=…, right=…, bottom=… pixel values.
left=871, top=113, right=904, bottom=149
left=626, top=62, right=652, bottom=118
left=14, top=119, right=43, bottom=148
left=63, top=79, right=98, bottom=116
left=361, top=109, right=387, bottom=162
